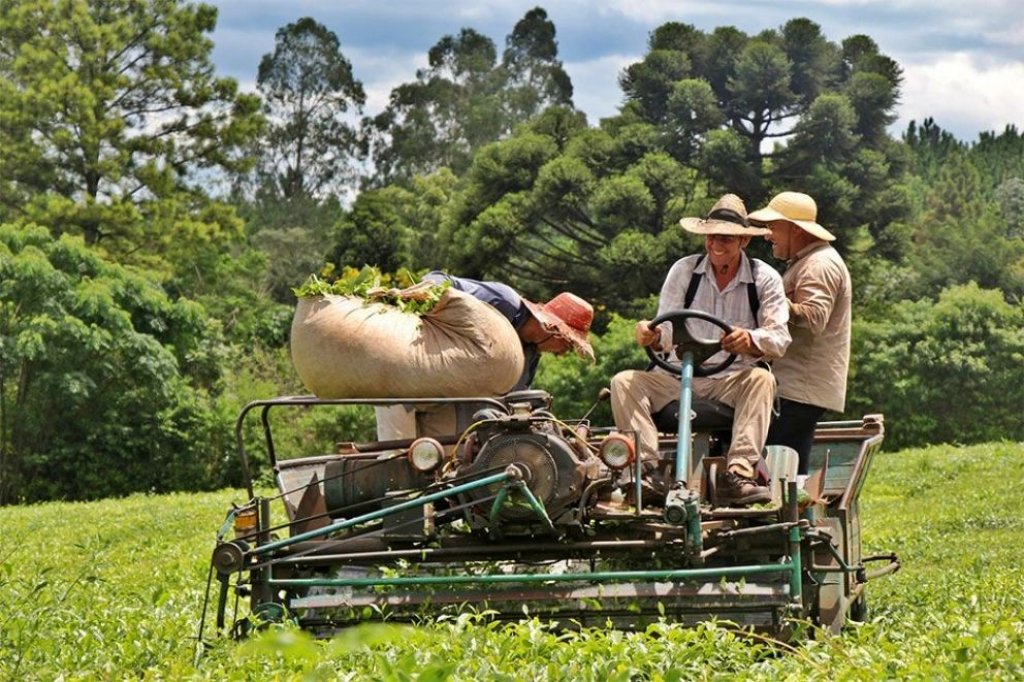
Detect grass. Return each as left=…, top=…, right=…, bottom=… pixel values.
left=2, top=441, right=1023, bottom=680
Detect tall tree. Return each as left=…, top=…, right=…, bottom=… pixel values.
left=617, top=18, right=903, bottom=209
left=499, top=7, right=573, bottom=124
left=365, top=7, right=574, bottom=187
left=253, top=17, right=366, bottom=201
left=0, top=0, right=263, bottom=279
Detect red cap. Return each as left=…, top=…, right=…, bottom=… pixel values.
left=523, top=292, right=595, bottom=360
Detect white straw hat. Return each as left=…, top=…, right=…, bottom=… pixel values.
left=747, top=191, right=836, bottom=242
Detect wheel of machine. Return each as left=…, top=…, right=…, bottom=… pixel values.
left=473, top=434, right=559, bottom=520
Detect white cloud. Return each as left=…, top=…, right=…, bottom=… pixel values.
left=896, top=54, right=1024, bottom=138
left=345, top=46, right=428, bottom=113
left=564, top=53, right=638, bottom=123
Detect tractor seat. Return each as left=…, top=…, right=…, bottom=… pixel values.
left=653, top=399, right=734, bottom=434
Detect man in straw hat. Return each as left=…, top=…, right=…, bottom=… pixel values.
left=377, top=271, right=595, bottom=440
left=748, top=191, right=851, bottom=484
left=611, top=194, right=791, bottom=506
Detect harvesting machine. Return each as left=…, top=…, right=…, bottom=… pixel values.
left=198, top=310, right=899, bottom=640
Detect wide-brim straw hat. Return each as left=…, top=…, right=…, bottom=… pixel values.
left=523, top=292, right=595, bottom=361
left=680, top=193, right=770, bottom=237
left=748, top=191, right=836, bottom=241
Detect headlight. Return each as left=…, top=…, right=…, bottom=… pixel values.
left=408, top=437, right=443, bottom=472
left=599, top=433, right=635, bottom=470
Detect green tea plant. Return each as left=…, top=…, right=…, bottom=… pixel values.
left=292, top=265, right=448, bottom=315
left=1, top=442, right=1022, bottom=680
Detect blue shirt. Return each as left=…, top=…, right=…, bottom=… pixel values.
left=425, top=271, right=540, bottom=390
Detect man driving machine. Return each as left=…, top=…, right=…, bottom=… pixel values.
left=610, top=194, right=791, bottom=506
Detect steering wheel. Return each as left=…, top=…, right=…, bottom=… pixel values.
left=644, top=309, right=737, bottom=377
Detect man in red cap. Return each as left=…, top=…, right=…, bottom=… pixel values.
left=421, top=271, right=594, bottom=390
left=376, top=271, right=594, bottom=440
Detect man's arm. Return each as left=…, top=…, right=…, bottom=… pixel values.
left=788, top=257, right=844, bottom=335
left=644, top=257, right=697, bottom=350
left=744, top=266, right=791, bottom=360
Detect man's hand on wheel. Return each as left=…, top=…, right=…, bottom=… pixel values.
left=721, top=329, right=762, bottom=357
left=635, top=320, right=659, bottom=347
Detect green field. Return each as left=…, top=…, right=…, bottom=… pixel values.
left=3, top=442, right=1023, bottom=681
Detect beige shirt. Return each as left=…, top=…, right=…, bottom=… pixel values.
left=773, top=241, right=851, bottom=412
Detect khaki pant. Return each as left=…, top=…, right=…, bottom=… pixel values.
left=610, top=367, right=776, bottom=466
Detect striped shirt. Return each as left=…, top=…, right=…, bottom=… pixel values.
left=654, top=252, right=791, bottom=377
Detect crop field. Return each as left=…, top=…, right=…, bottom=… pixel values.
left=2, top=441, right=1023, bottom=681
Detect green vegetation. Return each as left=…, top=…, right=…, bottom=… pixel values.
left=292, top=266, right=449, bottom=316
left=2, top=1, right=1022, bottom=503
left=2, top=442, right=1022, bottom=680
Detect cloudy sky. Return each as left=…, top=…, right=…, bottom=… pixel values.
left=207, top=0, right=1023, bottom=141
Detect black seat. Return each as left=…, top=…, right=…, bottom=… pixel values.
left=502, top=390, right=552, bottom=410
left=653, top=399, right=734, bottom=433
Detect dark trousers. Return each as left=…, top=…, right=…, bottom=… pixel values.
left=766, top=399, right=826, bottom=475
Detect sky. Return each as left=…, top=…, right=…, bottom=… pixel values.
left=206, top=0, right=1023, bottom=142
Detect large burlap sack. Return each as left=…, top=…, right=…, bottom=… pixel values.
left=290, top=288, right=525, bottom=398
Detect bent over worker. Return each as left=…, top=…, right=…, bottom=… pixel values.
left=376, top=272, right=594, bottom=440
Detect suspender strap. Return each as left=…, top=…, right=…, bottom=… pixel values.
left=683, top=254, right=705, bottom=309
left=747, top=259, right=760, bottom=324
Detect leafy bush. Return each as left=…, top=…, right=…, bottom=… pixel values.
left=847, top=283, right=1024, bottom=449
left=0, top=225, right=231, bottom=502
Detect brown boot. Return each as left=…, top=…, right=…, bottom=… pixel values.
left=718, top=459, right=771, bottom=506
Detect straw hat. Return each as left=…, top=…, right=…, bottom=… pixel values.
left=680, top=194, right=770, bottom=237
left=523, top=293, right=595, bottom=360
left=747, top=191, right=836, bottom=242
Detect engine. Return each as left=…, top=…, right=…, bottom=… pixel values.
left=455, top=414, right=598, bottom=529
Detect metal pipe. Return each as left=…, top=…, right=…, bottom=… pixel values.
left=787, top=480, right=802, bottom=602
left=715, top=521, right=801, bottom=540
left=269, top=560, right=797, bottom=589
left=271, top=538, right=680, bottom=565
left=685, top=493, right=702, bottom=555
left=676, top=351, right=694, bottom=485
left=488, top=487, right=509, bottom=527
left=250, top=498, right=273, bottom=606
left=863, top=554, right=901, bottom=581
left=517, top=482, right=555, bottom=532
left=251, top=470, right=511, bottom=556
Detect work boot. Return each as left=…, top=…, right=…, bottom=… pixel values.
left=717, top=459, right=771, bottom=506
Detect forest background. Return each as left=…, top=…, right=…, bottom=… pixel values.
left=1, top=2, right=1022, bottom=504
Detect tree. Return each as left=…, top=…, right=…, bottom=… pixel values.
left=0, top=0, right=263, bottom=280
left=616, top=19, right=903, bottom=209
left=252, top=17, right=366, bottom=201
left=906, top=152, right=1024, bottom=299
left=847, top=283, right=1024, bottom=450
left=0, top=225, right=230, bottom=503
left=364, top=7, right=574, bottom=186
left=440, top=107, right=700, bottom=313
left=327, top=187, right=413, bottom=274
left=499, top=7, right=573, bottom=124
